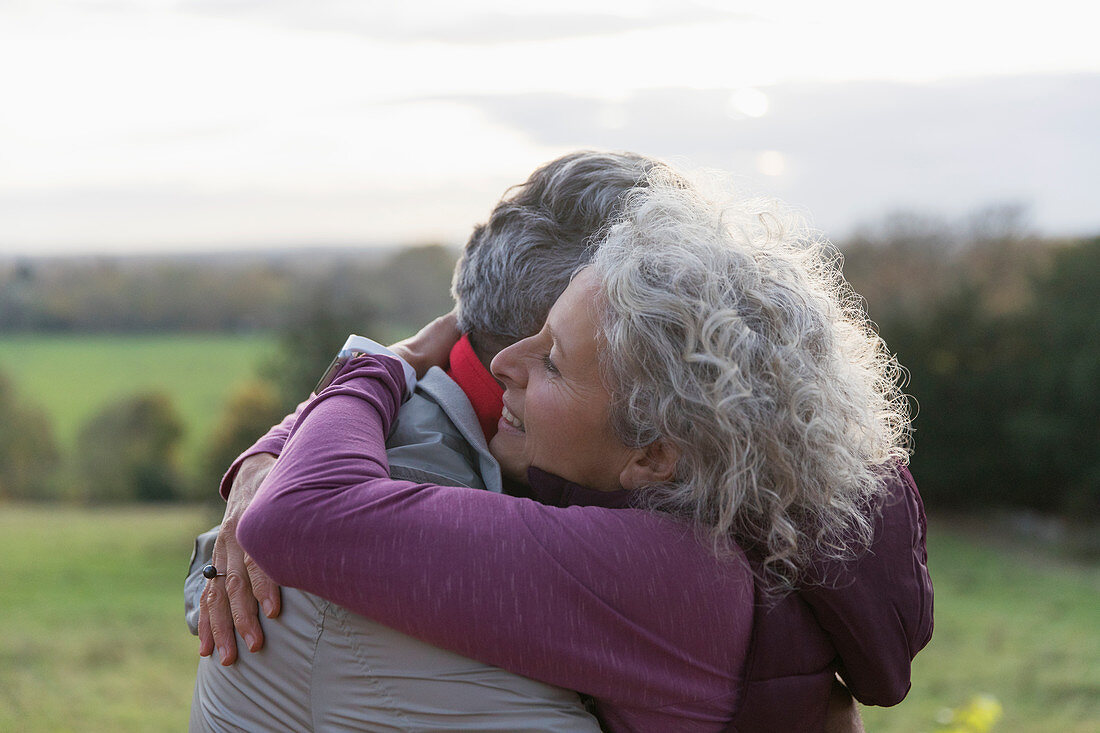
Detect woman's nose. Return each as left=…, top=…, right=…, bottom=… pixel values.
left=491, top=337, right=529, bottom=388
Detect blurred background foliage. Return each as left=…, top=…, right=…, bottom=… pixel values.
left=843, top=212, right=1100, bottom=524
left=0, top=243, right=459, bottom=505
left=74, top=392, right=187, bottom=503
left=0, top=371, right=60, bottom=500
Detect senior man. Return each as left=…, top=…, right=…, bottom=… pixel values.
left=187, top=151, right=661, bottom=731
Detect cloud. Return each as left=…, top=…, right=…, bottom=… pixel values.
left=176, top=0, right=759, bottom=45
left=426, top=73, right=1100, bottom=235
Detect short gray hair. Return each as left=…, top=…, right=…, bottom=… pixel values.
left=591, top=168, right=912, bottom=592
left=452, top=151, right=662, bottom=348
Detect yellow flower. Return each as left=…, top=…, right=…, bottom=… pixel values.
left=936, top=694, right=1003, bottom=733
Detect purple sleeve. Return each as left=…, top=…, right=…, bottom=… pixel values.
left=238, top=354, right=753, bottom=713
left=216, top=399, right=308, bottom=500
left=802, top=466, right=934, bottom=706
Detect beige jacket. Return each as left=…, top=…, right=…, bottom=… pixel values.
left=186, top=367, right=600, bottom=732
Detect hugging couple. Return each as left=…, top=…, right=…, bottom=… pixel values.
left=186, top=151, right=932, bottom=732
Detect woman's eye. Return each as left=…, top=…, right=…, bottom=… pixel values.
left=541, top=353, right=560, bottom=375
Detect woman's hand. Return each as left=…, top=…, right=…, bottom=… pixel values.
left=390, top=311, right=461, bottom=379
left=198, top=452, right=281, bottom=665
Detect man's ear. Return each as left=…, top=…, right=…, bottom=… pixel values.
left=619, top=439, right=680, bottom=491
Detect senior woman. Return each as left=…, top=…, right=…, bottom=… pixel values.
left=236, top=170, right=931, bottom=731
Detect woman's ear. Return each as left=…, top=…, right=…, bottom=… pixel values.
left=619, top=439, right=680, bottom=491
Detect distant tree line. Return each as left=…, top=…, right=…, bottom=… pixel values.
left=0, top=244, right=457, bottom=335
left=1, top=224, right=1097, bottom=521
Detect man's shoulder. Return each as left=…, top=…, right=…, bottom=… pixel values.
left=386, top=367, right=502, bottom=492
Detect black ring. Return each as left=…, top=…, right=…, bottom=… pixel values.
left=201, top=563, right=226, bottom=580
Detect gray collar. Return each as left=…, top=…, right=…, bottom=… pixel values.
left=417, top=366, right=503, bottom=493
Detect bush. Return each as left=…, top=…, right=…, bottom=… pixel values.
left=199, top=379, right=288, bottom=503
left=0, top=371, right=60, bottom=500
left=75, top=392, right=187, bottom=503
left=261, top=281, right=378, bottom=410
left=259, top=244, right=455, bottom=410
left=1009, top=237, right=1100, bottom=518
left=874, top=236, right=1100, bottom=518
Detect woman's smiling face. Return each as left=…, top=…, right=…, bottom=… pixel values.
left=489, top=268, right=637, bottom=492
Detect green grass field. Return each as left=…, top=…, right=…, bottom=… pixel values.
left=0, top=506, right=1096, bottom=732
left=861, top=519, right=1100, bottom=732
left=0, top=504, right=216, bottom=732
left=0, top=333, right=276, bottom=468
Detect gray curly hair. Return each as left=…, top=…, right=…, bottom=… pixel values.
left=591, top=168, right=912, bottom=592
left=452, top=151, right=663, bottom=353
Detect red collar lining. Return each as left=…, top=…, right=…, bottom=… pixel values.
left=445, top=333, right=504, bottom=442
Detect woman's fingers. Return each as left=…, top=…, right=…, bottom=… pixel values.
left=198, top=523, right=269, bottom=664
left=197, top=587, right=215, bottom=657
left=200, top=573, right=238, bottom=665
left=220, top=525, right=265, bottom=656
left=247, top=555, right=282, bottom=620
left=198, top=451, right=281, bottom=663
left=224, top=565, right=263, bottom=655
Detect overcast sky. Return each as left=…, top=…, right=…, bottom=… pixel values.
left=1, top=0, right=1097, bottom=255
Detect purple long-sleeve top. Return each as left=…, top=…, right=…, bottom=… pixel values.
left=238, top=354, right=934, bottom=731
left=238, top=355, right=756, bottom=731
